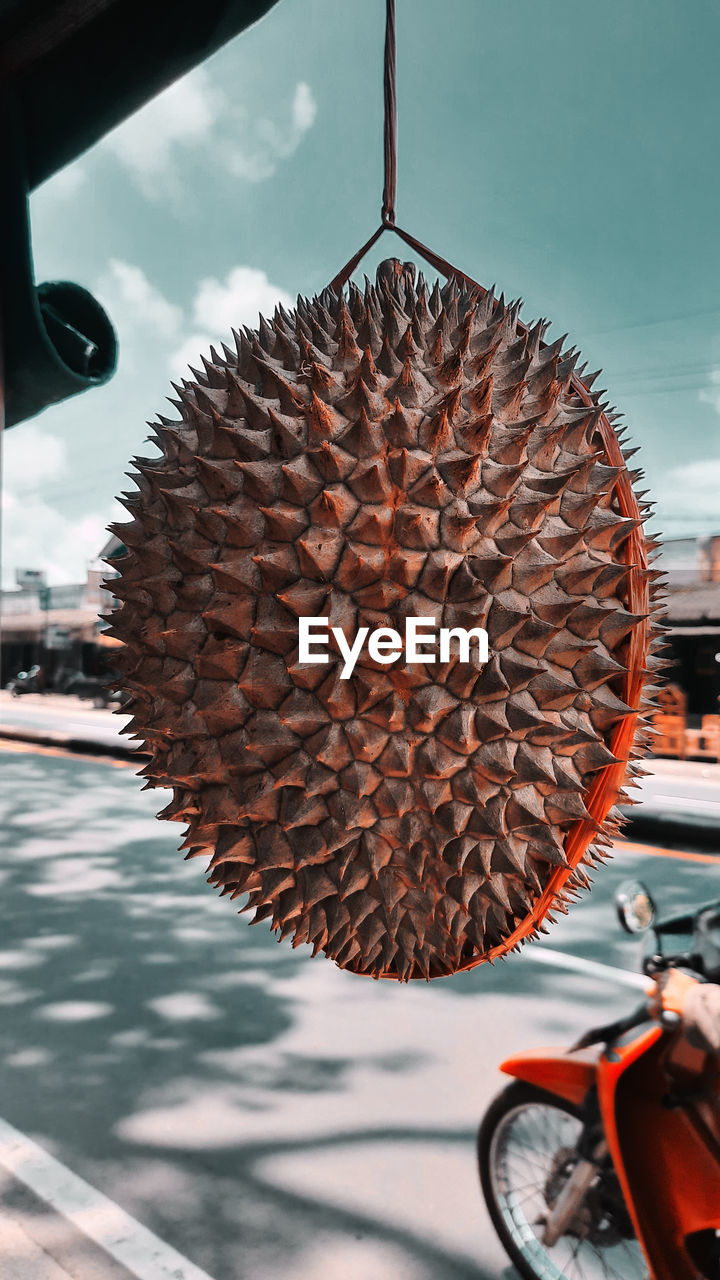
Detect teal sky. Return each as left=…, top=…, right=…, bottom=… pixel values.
left=4, top=0, right=720, bottom=585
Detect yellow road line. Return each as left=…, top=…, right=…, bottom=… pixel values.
left=2, top=738, right=718, bottom=863
left=0, top=737, right=137, bottom=769
left=615, top=838, right=718, bottom=866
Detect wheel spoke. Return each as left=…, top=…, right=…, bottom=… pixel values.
left=483, top=1093, right=649, bottom=1280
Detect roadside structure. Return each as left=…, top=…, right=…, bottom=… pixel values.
left=651, top=535, right=720, bottom=760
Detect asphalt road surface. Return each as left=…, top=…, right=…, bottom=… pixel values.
left=0, top=692, right=131, bottom=753
left=0, top=740, right=718, bottom=1280
left=3, top=691, right=720, bottom=829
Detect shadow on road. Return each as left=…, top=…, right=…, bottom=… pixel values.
left=0, top=747, right=648, bottom=1279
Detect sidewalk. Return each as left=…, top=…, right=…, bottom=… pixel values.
left=0, top=1213, right=128, bottom=1280
left=629, top=756, right=720, bottom=830
left=0, top=1216, right=71, bottom=1280
left=0, top=1179, right=133, bottom=1280
left=0, top=692, right=105, bottom=712
left=646, top=758, right=720, bottom=782
left=0, top=690, right=135, bottom=758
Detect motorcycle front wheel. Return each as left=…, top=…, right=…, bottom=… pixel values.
left=477, top=1080, right=648, bottom=1280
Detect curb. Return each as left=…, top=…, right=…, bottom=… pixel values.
left=0, top=725, right=145, bottom=763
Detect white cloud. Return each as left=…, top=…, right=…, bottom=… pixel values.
left=102, top=68, right=222, bottom=200
left=93, top=260, right=183, bottom=375
left=1, top=256, right=294, bottom=586
left=193, top=265, right=293, bottom=333
left=169, top=265, right=294, bottom=377
left=97, top=260, right=183, bottom=339
left=168, top=334, right=217, bottom=381
left=92, top=257, right=293, bottom=377
left=1, top=425, right=124, bottom=587
left=699, top=369, right=720, bottom=415
left=225, top=81, right=318, bottom=183
left=1, top=489, right=123, bottom=588
left=292, top=82, right=317, bottom=134
left=37, top=164, right=87, bottom=201
left=657, top=457, right=720, bottom=522
left=101, top=66, right=317, bottom=200
left=2, top=424, right=67, bottom=491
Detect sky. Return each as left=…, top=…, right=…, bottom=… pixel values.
left=3, top=0, right=720, bottom=587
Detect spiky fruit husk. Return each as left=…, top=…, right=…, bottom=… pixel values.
left=108, top=259, right=664, bottom=981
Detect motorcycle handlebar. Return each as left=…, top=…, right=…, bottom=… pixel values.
left=618, top=1001, right=684, bottom=1035
left=570, top=1001, right=682, bottom=1051
left=571, top=1002, right=650, bottom=1051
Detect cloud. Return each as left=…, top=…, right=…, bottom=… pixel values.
left=193, top=265, right=293, bottom=332
left=2, top=489, right=126, bottom=592
left=2, top=424, right=68, bottom=491
left=292, top=82, right=317, bottom=134
left=1, top=257, right=294, bottom=586
left=225, top=82, right=318, bottom=183
left=102, top=68, right=222, bottom=201
left=97, top=260, right=183, bottom=339
left=37, top=164, right=87, bottom=201
left=169, top=265, right=294, bottom=377
left=2, top=493, right=108, bottom=586
left=1, top=425, right=128, bottom=587
left=93, top=260, right=184, bottom=375
left=101, top=67, right=317, bottom=201
left=657, top=457, right=720, bottom=524
left=92, top=257, right=293, bottom=377
left=699, top=369, right=720, bottom=415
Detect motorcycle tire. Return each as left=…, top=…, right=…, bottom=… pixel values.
left=477, top=1080, right=647, bottom=1280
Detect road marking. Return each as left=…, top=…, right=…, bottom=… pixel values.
left=526, top=947, right=649, bottom=990
left=0, top=738, right=136, bottom=769
left=0, top=1117, right=216, bottom=1280
left=652, top=792, right=720, bottom=813
left=615, top=838, right=719, bottom=866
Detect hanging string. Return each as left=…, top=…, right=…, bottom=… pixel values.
left=329, top=0, right=481, bottom=295
left=381, top=0, right=397, bottom=226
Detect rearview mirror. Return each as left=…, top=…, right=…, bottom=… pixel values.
left=615, top=880, right=656, bottom=934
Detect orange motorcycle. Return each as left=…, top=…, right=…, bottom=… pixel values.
left=478, top=882, right=720, bottom=1280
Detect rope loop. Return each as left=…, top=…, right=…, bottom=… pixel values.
left=330, top=0, right=483, bottom=296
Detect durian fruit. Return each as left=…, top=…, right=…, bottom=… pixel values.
left=107, top=259, right=663, bottom=981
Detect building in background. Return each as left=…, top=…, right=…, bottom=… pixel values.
left=661, top=535, right=720, bottom=722
left=0, top=544, right=123, bottom=687
left=2, top=531, right=719, bottom=733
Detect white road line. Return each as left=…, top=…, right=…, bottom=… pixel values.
left=526, top=947, right=649, bottom=990
left=652, top=793, right=720, bottom=812
left=0, top=946, right=650, bottom=1279
left=0, top=1117, right=216, bottom=1280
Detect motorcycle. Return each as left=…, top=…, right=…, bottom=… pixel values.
left=5, top=664, right=44, bottom=696
left=478, top=881, right=720, bottom=1280
left=56, top=669, right=126, bottom=708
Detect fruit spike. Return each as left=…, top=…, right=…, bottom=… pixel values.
left=110, top=259, right=659, bottom=982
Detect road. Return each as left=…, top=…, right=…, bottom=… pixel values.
left=629, top=757, right=720, bottom=828
left=0, top=692, right=132, bottom=754
left=0, top=740, right=718, bottom=1280
left=2, top=690, right=719, bottom=828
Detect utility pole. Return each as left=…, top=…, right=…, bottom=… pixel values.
left=39, top=580, right=50, bottom=685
